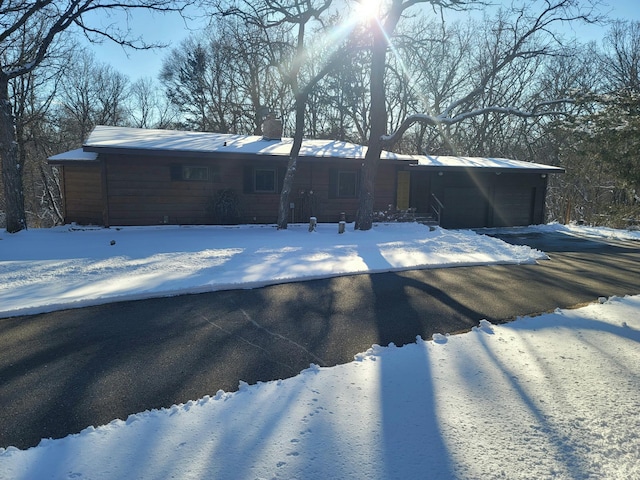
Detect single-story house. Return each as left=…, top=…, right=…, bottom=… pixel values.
left=48, top=125, right=564, bottom=229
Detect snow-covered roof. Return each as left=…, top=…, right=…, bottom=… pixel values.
left=48, top=148, right=98, bottom=162
left=48, top=126, right=563, bottom=173
left=80, top=125, right=415, bottom=161
left=415, top=155, right=564, bottom=172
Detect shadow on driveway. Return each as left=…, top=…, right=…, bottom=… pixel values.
left=1, top=229, right=640, bottom=450
left=484, top=229, right=640, bottom=253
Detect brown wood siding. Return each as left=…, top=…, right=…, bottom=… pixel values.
left=101, top=155, right=403, bottom=226
left=59, top=152, right=550, bottom=229
left=285, top=161, right=398, bottom=223
left=104, top=155, right=304, bottom=226
left=373, top=163, right=398, bottom=211
left=238, top=161, right=286, bottom=224
left=61, top=164, right=103, bottom=225
left=105, top=155, right=237, bottom=225
left=291, top=161, right=349, bottom=223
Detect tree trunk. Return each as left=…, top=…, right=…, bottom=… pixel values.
left=355, top=5, right=403, bottom=231
left=277, top=93, right=307, bottom=229
left=276, top=154, right=298, bottom=229
left=39, top=162, right=64, bottom=225
left=0, top=76, right=26, bottom=233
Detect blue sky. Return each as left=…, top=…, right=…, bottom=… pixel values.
left=83, top=1, right=640, bottom=83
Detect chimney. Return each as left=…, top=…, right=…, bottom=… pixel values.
left=262, top=114, right=283, bottom=141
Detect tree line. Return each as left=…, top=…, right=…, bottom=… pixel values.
left=1, top=0, right=638, bottom=232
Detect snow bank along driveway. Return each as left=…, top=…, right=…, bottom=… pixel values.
left=0, top=223, right=545, bottom=318
left=0, top=296, right=638, bottom=479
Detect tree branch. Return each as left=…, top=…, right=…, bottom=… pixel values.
left=381, top=99, right=575, bottom=147
left=2, top=0, right=192, bottom=79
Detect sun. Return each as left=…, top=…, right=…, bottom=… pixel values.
left=354, top=0, right=383, bottom=21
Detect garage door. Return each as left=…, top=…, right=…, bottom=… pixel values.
left=492, top=187, right=534, bottom=227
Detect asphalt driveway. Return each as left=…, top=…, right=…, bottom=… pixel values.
left=1, top=230, right=639, bottom=449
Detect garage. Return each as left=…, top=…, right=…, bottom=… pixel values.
left=404, top=157, right=562, bottom=228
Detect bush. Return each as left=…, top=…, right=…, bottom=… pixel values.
left=208, top=189, right=241, bottom=225
left=373, top=204, right=417, bottom=222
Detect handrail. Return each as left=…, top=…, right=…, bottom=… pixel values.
left=430, top=193, right=444, bottom=225
left=431, top=193, right=444, bottom=211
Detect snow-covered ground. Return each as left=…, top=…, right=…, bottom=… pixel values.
left=1, top=222, right=639, bottom=479
left=0, top=222, right=546, bottom=319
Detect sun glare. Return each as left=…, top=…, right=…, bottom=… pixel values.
left=355, top=0, right=382, bottom=20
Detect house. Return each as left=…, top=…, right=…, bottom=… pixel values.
left=48, top=125, right=564, bottom=229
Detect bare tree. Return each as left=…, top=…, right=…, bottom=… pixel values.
left=539, top=21, right=640, bottom=227
left=9, top=54, right=66, bottom=227
left=353, top=0, right=602, bottom=230
left=553, top=20, right=640, bottom=226
left=159, top=20, right=289, bottom=134
left=127, top=76, right=178, bottom=128
left=310, top=19, right=371, bottom=143
left=221, top=19, right=291, bottom=134
left=218, top=0, right=350, bottom=229
left=600, top=20, right=640, bottom=93
left=54, top=50, right=130, bottom=145
left=161, top=36, right=235, bottom=132
left=1, top=0, right=191, bottom=233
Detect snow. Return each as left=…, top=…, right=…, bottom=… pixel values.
left=1, top=222, right=639, bottom=479
left=0, top=223, right=546, bottom=319
left=46, top=148, right=97, bottom=162
left=417, top=155, right=564, bottom=172
left=51, top=126, right=563, bottom=173
left=79, top=125, right=415, bottom=161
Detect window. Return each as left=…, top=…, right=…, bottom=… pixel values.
left=170, top=165, right=221, bottom=182
left=243, top=166, right=284, bottom=194
left=254, top=169, right=276, bottom=193
left=182, top=166, right=209, bottom=181
left=337, top=170, right=358, bottom=198
left=329, top=168, right=360, bottom=199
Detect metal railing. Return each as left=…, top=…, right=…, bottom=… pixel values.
left=430, top=193, right=444, bottom=225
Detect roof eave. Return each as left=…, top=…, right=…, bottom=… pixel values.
left=408, top=164, right=565, bottom=174
left=47, top=149, right=99, bottom=165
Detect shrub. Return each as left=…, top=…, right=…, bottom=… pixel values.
left=208, top=189, right=241, bottom=225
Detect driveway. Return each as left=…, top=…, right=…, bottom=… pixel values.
left=487, top=228, right=640, bottom=252
left=1, top=230, right=639, bottom=449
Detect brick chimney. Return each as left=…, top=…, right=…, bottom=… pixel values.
left=262, top=114, right=283, bottom=141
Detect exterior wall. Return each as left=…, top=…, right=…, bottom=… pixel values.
left=287, top=161, right=398, bottom=223
left=62, top=154, right=401, bottom=226
left=59, top=164, right=104, bottom=225
left=372, top=163, right=398, bottom=213
left=104, top=155, right=224, bottom=225
left=57, top=153, right=549, bottom=229
left=409, top=171, right=432, bottom=215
